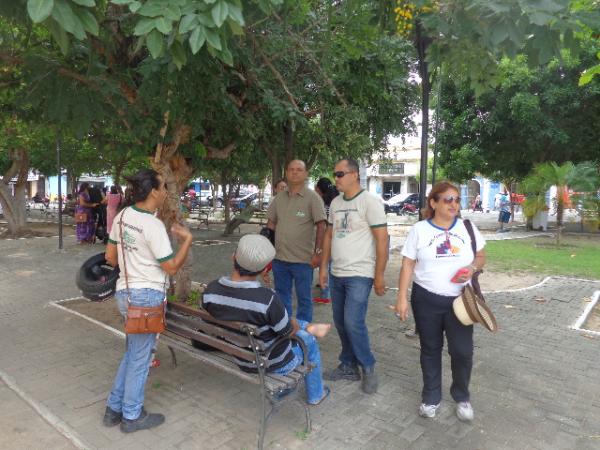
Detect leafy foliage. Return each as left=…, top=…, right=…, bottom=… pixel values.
left=437, top=48, right=600, bottom=183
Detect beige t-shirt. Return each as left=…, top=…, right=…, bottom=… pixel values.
left=108, top=206, right=174, bottom=292
left=267, top=186, right=327, bottom=264
left=329, top=190, right=387, bottom=278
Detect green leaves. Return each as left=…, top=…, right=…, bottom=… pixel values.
left=27, top=0, right=54, bottom=23
left=211, top=1, right=228, bottom=27
left=27, top=0, right=99, bottom=50
left=134, top=17, right=156, bottom=36
left=52, top=0, right=86, bottom=40
left=204, top=27, right=221, bottom=50
left=189, top=26, right=206, bottom=54
left=146, top=29, right=164, bottom=58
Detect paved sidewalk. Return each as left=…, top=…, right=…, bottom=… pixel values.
left=1, top=230, right=599, bottom=449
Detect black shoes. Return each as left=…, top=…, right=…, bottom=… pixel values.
left=323, top=363, right=361, bottom=381
left=103, top=407, right=122, bottom=427
left=361, top=366, right=378, bottom=394
left=120, top=408, right=165, bottom=433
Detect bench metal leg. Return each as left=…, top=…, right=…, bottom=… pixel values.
left=167, top=346, right=177, bottom=368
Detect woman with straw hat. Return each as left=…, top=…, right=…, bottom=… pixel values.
left=392, top=181, right=487, bottom=422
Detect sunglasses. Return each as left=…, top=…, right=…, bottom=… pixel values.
left=333, top=171, right=355, bottom=178
left=440, top=195, right=461, bottom=204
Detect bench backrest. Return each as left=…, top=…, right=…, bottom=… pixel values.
left=166, top=302, right=269, bottom=362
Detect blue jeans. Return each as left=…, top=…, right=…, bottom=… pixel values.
left=107, top=288, right=164, bottom=420
left=319, top=262, right=331, bottom=299
left=272, top=320, right=324, bottom=404
left=330, top=275, right=375, bottom=369
left=272, top=259, right=313, bottom=323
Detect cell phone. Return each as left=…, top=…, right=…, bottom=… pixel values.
left=451, top=268, right=470, bottom=283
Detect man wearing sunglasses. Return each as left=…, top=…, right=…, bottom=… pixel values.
left=266, top=160, right=327, bottom=323
left=319, top=158, right=389, bottom=394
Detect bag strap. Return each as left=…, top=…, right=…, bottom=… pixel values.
left=463, top=219, right=484, bottom=297
left=118, top=208, right=131, bottom=304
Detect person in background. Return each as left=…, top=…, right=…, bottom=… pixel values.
left=393, top=181, right=486, bottom=421
left=313, top=178, right=339, bottom=305
left=498, top=191, right=511, bottom=232
left=267, top=160, right=327, bottom=323
left=75, top=183, right=98, bottom=244
left=106, top=185, right=123, bottom=235
left=274, top=179, right=288, bottom=194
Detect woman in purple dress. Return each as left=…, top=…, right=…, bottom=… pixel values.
left=76, top=183, right=98, bottom=244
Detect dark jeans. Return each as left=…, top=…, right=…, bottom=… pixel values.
left=272, top=259, right=313, bottom=323
left=411, top=282, right=473, bottom=405
left=330, top=275, right=375, bottom=369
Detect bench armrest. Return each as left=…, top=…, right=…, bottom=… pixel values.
left=264, top=333, right=309, bottom=369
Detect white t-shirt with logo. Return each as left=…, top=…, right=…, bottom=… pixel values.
left=328, top=190, right=387, bottom=278
left=108, top=206, right=174, bottom=292
left=401, top=218, right=485, bottom=297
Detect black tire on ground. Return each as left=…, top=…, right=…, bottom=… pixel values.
left=76, top=253, right=120, bottom=302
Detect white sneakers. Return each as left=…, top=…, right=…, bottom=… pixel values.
left=419, top=403, right=440, bottom=418
left=418, top=401, right=474, bottom=421
left=456, top=401, right=474, bottom=421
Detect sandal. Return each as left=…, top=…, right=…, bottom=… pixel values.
left=309, top=386, right=330, bottom=406
left=150, top=358, right=160, bottom=368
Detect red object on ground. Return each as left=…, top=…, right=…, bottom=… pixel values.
left=313, top=297, right=331, bottom=304
left=150, top=358, right=160, bottom=368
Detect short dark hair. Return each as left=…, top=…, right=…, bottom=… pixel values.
left=338, top=158, right=359, bottom=173
left=233, top=259, right=262, bottom=277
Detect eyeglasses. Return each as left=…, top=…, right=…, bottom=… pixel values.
left=333, top=171, right=355, bottom=178
left=440, top=195, right=461, bottom=204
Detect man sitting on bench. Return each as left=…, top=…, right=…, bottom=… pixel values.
left=203, top=234, right=331, bottom=405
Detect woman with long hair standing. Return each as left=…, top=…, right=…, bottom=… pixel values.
left=103, top=169, right=193, bottom=433
left=75, top=183, right=98, bottom=244
left=106, top=185, right=123, bottom=235
left=392, top=181, right=486, bottom=421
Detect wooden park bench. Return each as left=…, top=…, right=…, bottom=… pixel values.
left=163, top=301, right=313, bottom=450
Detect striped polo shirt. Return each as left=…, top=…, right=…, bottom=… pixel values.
left=202, top=277, right=294, bottom=373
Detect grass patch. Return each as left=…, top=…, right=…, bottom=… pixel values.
left=485, top=235, right=600, bottom=280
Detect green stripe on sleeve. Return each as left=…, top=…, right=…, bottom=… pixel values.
left=108, top=238, right=118, bottom=244
left=370, top=223, right=388, bottom=228
left=157, top=253, right=175, bottom=263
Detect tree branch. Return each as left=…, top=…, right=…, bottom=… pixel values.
left=250, top=34, right=300, bottom=111
left=205, top=141, right=237, bottom=159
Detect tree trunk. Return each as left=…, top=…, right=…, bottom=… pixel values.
left=222, top=181, right=231, bottom=223
left=0, top=148, right=30, bottom=237
left=151, top=124, right=194, bottom=301
left=556, top=186, right=564, bottom=246
left=284, top=120, right=294, bottom=165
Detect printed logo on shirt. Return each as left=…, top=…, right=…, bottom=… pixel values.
left=295, top=210, right=306, bottom=217
left=428, top=231, right=466, bottom=258
left=333, top=208, right=357, bottom=238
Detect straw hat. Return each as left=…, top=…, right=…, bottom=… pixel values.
left=453, top=285, right=498, bottom=332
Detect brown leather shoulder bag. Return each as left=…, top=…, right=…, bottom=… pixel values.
left=119, top=209, right=166, bottom=334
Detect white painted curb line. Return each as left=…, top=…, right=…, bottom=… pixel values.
left=571, top=290, right=600, bottom=336
left=0, top=370, right=94, bottom=450
left=49, top=299, right=125, bottom=339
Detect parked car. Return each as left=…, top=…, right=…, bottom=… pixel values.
left=384, top=193, right=419, bottom=214
left=229, top=192, right=259, bottom=211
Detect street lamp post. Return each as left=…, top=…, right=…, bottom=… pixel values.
left=56, top=134, right=63, bottom=250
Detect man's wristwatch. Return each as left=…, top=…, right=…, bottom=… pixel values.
left=314, top=248, right=322, bottom=255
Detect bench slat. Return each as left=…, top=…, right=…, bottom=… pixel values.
left=167, top=323, right=260, bottom=363
left=166, top=310, right=254, bottom=349
left=162, top=333, right=304, bottom=392
left=168, top=302, right=259, bottom=334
